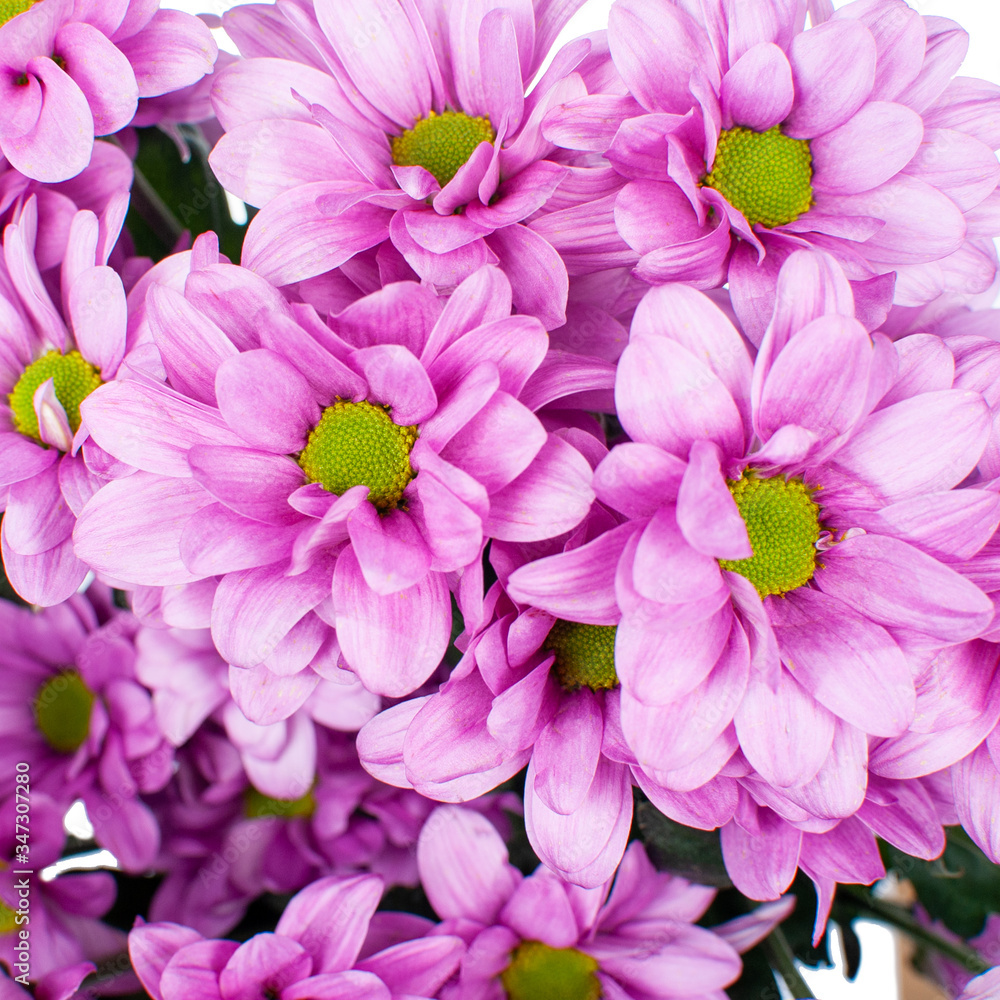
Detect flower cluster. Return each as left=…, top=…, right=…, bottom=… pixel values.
left=2, top=0, right=1000, bottom=996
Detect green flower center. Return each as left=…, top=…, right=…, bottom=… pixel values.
left=9, top=350, right=102, bottom=447
left=719, top=474, right=822, bottom=598
left=297, top=400, right=417, bottom=511
left=244, top=787, right=316, bottom=819
left=546, top=621, right=618, bottom=692
left=0, top=900, right=19, bottom=934
left=704, top=125, right=813, bottom=229
left=391, top=110, right=495, bottom=188
left=34, top=670, right=95, bottom=754
left=0, top=0, right=38, bottom=26
left=501, top=941, right=601, bottom=1000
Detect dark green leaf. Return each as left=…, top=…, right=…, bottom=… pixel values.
left=123, top=126, right=253, bottom=264
left=635, top=800, right=732, bottom=887
left=881, top=826, right=999, bottom=938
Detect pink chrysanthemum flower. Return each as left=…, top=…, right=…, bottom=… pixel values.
left=0, top=586, right=172, bottom=872
left=415, top=805, right=791, bottom=1000
left=359, top=493, right=648, bottom=889
left=0, top=141, right=133, bottom=273
left=0, top=196, right=131, bottom=604
left=207, top=0, right=627, bottom=330
left=0, top=0, right=217, bottom=183
left=595, top=251, right=996, bottom=799
left=76, top=258, right=598, bottom=702
left=544, top=0, right=1000, bottom=341
left=129, top=873, right=465, bottom=1000
left=0, top=793, right=126, bottom=985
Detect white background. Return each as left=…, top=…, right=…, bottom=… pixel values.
left=155, top=0, right=999, bottom=996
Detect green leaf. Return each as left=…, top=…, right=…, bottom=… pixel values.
left=881, top=826, right=1000, bottom=939
left=635, top=801, right=732, bottom=887
left=122, top=126, right=253, bottom=264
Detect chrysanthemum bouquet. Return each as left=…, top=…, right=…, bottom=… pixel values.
left=3, top=0, right=1000, bottom=996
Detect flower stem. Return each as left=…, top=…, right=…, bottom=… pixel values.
left=763, top=927, right=816, bottom=999
left=840, top=886, right=990, bottom=975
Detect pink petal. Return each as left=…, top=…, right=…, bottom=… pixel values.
left=720, top=809, right=801, bottom=900
left=346, top=502, right=432, bottom=596
left=721, top=43, right=793, bottom=131
left=676, top=440, right=750, bottom=559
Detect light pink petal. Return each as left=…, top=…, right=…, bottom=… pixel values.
left=904, top=127, right=1000, bottom=213
left=735, top=668, right=836, bottom=787
left=499, top=872, right=580, bottom=950
left=156, top=940, right=237, bottom=1000
left=179, top=504, right=299, bottom=576
left=416, top=805, right=521, bottom=923
left=608, top=0, right=718, bottom=114
left=4, top=461, right=73, bottom=556
left=615, top=604, right=733, bottom=706
left=831, top=389, right=990, bottom=504
left=3, top=58, right=93, bottom=183
left=229, top=664, right=320, bottom=726
left=677, top=440, right=750, bottom=559
left=616, top=335, right=744, bottom=459
left=128, top=923, right=204, bottom=1000
left=68, top=265, right=126, bottom=379
left=333, top=546, right=449, bottom=697
left=525, top=754, right=632, bottom=887
left=212, top=556, right=333, bottom=667
left=1, top=528, right=88, bottom=606
left=785, top=19, right=876, bottom=138
left=769, top=587, right=914, bottom=737
left=242, top=183, right=391, bottom=286
left=347, top=502, right=432, bottom=596
left=720, top=809, right=801, bottom=900
left=817, top=533, right=993, bottom=644
left=407, top=469, right=483, bottom=573
left=900, top=15, right=968, bottom=115
left=82, top=379, right=245, bottom=477
left=116, top=8, right=216, bottom=97
left=721, top=43, right=793, bottom=131
left=55, top=21, right=137, bottom=134
left=215, top=349, right=320, bottom=454
left=593, top=442, right=685, bottom=519
left=533, top=690, right=604, bottom=815
left=73, top=473, right=213, bottom=585
left=857, top=777, right=944, bottom=859
left=354, top=937, right=464, bottom=998
left=507, top=521, right=638, bottom=625
left=779, top=720, right=869, bottom=820
left=484, top=432, right=593, bottom=542
left=276, top=874, right=382, bottom=973
left=800, top=816, right=884, bottom=886
left=621, top=623, right=749, bottom=773
left=485, top=223, right=569, bottom=332
left=350, top=344, right=437, bottom=425
left=812, top=101, right=924, bottom=195
left=336, top=281, right=442, bottom=357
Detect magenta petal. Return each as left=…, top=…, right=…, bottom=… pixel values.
left=677, top=440, right=750, bottom=559
left=215, top=349, right=320, bottom=454
left=333, top=546, right=449, bottom=697
left=355, top=936, right=464, bottom=998
left=116, top=8, right=216, bottom=97
left=158, top=940, right=238, bottom=1000
left=229, top=664, right=320, bottom=725
left=735, top=669, right=835, bottom=788
left=485, top=223, right=569, bottom=332
left=219, top=935, right=312, bottom=1000
left=407, top=469, right=483, bottom=573
left=857, top=777, right=943, bottom=860
left=721, top=809, right=801, bottom=900
left=281, top=971, right=390, bottom=1000
left=507, top=521, right=638, bottom=625
left=417, top=805, right=521, bottom=923
left=615, top=604, right=733, bottom=706
left=954, top=742, right=1000, bottom=862
left=67, top=265, right=126, bottom=379
left=350, top=345, right=437, bottom=425
left=721, top=43, right=793, bottom=131
left=0, top=432, right=57, bottom=489
left=785, top=19, right=876, bottom=138
left=621, top=623, right=749, bottom=773
left=128, top=922, right=204, bottom=1000
left=817, top=533, right=993, bottom=644
left=593, top=442, right=685, bottom=518
left=499, top=872, right=580, bottom=950
left=346, top=502, right=432, bottom=596
left=276, top=874, right=382, bottom=974
left=180, top=504, right=300, bottom=576
left=212, top=557, right=333, bottom=667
